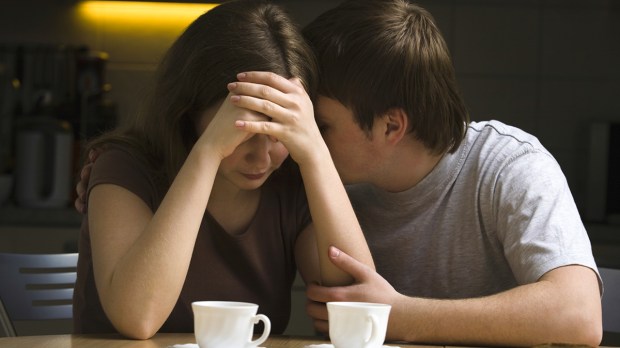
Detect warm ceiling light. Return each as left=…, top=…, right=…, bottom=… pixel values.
left=78, top=1, right=219, bottom=24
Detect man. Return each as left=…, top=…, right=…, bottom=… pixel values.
left=299, top=0, right=602, bottom=346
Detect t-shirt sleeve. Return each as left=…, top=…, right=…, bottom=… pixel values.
left=87, top=147, right=158, bottom=210
left=493, top=150, right=598, bottom=285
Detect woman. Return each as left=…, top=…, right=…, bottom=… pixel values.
left=73, top=0, right=374, bottom=339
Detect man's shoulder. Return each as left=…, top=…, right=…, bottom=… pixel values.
left=468, top=120, right=541, bottom=146
left=465, top=120, right=552, bottom=162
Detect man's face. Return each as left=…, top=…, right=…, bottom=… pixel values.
left=315, top=96, right=381, bottom=185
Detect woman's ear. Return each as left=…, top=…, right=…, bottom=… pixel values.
left=381, top=108, right=408, bottom=145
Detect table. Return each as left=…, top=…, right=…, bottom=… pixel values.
left=0, top=333, right=436, bottom=348
left=0, top=333, right=615, bottom=348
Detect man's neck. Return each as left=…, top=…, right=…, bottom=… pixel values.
left=373, top=138, right=444, bottom=193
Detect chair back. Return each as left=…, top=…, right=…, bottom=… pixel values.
left=0, top=252, right=78, bottom=336
left=601, top=267, right=620, bottom=333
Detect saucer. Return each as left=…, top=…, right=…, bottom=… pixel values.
left=168, top=345, right=265, bottom=348
left=304, top=345, right=400, bottom=348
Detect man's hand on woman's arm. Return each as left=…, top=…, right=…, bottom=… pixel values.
left=306, top=246, right=602, bottom=347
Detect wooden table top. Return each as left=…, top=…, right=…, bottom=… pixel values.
left=0, top=333, right=434, bottom=348
left=0, top=333, right=614, bottom=348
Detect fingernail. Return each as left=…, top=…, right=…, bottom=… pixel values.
left=329, top=246, right=340, bottom=258
left=228, top=82, right=237, bottom=90
left=230, top=95, right=240, bottom=102
left=237, top=72, right=247, bottom=80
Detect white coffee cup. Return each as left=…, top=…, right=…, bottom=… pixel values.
left=327, top=301, right=391, bottom=348
left=192, top=301, right=271, bottom=348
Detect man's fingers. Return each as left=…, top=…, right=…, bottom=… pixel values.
left=80, top=163, right=92, bottom=180
left=75, top=147, right=103, bottom=215
left=306, top=283, right=334, bottom=303
left=306, top=299, right=328, bottom=321
left=74, top=198, right=85, bottom=214
left=305, top=299, right=329, bottom=335
left=313, top=319, right=329, bottom=335
left=327, top=246, right=371, bottom=282
left=88, top=148, right=98, bottom=162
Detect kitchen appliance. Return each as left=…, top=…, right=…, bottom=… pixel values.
left=14, top=116, right=74, bottom=208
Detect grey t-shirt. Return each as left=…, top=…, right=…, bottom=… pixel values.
left=347, top=120, right=598, bottom=299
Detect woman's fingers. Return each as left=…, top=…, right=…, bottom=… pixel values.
left=228, top=71, right=307, bottom=110
left=237, top=71, right=301, bottom=94
left=228, top=71, right=316, bottom=153
left=228, top=81, right=289, bottom=107
left=235, top=119, right=283, bottom=139
left=229, top=93, right=291, bottom=123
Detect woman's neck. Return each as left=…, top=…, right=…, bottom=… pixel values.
left=207, top=175, right=261, bottom=235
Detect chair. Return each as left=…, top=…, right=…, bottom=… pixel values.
left=0, top=252, right=78, bottom=336
left=600, top=267, right=620, bottom=345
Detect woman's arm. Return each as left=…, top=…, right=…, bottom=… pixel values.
left=89, top=147, right=220, bottom=339
left=88, top=97, right=261, bottom=339
left=229, top=71, right=375, bottom=286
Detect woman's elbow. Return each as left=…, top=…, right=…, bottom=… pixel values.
left=116, top=320, right=160, bottom=340
left=107, top=310, right=162, bottom=340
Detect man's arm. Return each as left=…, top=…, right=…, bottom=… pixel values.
left=306, top=246, right=602, bottom=347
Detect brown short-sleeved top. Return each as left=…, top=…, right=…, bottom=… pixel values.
left=73, top=146, right=311, bottom=334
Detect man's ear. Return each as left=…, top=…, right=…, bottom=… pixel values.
left=381, top=108, right=408, bottom=145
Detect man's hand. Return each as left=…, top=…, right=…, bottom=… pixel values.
left=74, top=148, right=103, bottom=214
left=305, top=246, right=399, bottom=334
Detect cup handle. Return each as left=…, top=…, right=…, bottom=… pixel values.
left=248, top=314, right=271, bottom=347
left=364, top=314, right=381, bottom=348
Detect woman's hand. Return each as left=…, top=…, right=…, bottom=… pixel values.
left=196, top=94, right=271, bottom=161
left=229, top=72, right=375, bottom=288
left=227, top=71, right=324, bottom=167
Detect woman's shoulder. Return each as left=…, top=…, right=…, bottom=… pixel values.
left=93, top=143, right=151, bottom=175
left=89, top=143, right=165, bottom=208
